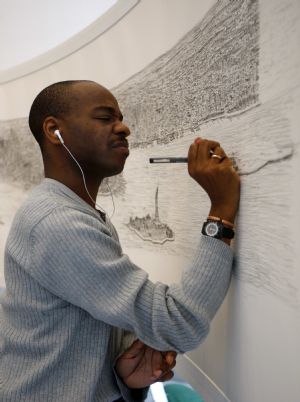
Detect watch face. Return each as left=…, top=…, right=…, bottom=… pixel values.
left=205, top=222, right=219, bottom=237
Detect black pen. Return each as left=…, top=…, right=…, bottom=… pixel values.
left=149, top=157, right=188, bottom=163
left=149, top=150, right=214, bottom=163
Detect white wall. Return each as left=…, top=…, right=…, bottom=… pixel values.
left=0, top=0, right=215, bottom=119
left=1, top=1, right=300, bottom=402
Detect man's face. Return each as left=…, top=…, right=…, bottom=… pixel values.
left=59, top=82, right=130, bottom=179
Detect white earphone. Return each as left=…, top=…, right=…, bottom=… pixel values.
left=54, top=129, right=64, bottom=144
left=52, top=129, right=115, bottom=218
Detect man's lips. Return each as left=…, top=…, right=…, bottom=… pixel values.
left=111, top=141, right=130, bottom=155
left=111, top=141, right=129, bottom=149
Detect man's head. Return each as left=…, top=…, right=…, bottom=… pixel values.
left=29, top=80, right=87, bottom=145
left=28, top=80, right=130, bottom=180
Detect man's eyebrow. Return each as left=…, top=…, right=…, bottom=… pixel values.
left=93, top=106, right=123, bottom=120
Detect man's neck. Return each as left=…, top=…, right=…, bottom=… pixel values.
left=44, top=170, right=102, bottom=209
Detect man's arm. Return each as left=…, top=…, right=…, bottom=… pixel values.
left=188, top=137, right=240, bottom=245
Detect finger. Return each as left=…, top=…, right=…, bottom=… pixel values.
left=188, top=143, right=197, bottom=162
left=207, top=139, right=221, bottom=152
left=163, top=351, right=177, bottom=366
left=159, top=360, right=176, bottom=372
left=210, top=146, right=226, bottom=164
left=151, top=369, right=163, bottom=380
left=152, top=350, right=167, bottom=374
left=212, top=146, right=226, bottom=158
left=222, top=157, right=233, bottom=167
left=197, top=139, right=220, bottom=161
left=151, top=355, right=171, bottom=380
left=143, top=348, right=165, bottom=377
left=157, top=370, right=175, bottom=383
left=168, top=358, right=176, bottom=370
left=188, top=137, right=201, bottom=162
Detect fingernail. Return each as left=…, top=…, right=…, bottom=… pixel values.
left=165, top=356, right=172, bottom=365
left=154, top=370, right=162, bottom=378
left=194, top=137, right=201, bottom=144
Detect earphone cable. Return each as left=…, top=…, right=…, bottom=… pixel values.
left=106, top=180, right=115, bottom=218
left=61, top=142, right=115, bottom=218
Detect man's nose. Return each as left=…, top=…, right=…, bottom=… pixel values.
left=114, top=120, right=130, bottom=137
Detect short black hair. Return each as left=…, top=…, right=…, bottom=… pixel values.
left=28, top=80, right=93, bottom=145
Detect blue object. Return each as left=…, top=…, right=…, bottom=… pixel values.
left=164, top=383, right=205, bottom=402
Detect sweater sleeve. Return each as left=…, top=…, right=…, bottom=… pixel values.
left=28, top=206, right=233, bottom=353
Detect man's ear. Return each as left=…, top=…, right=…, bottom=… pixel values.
left=43, top=117, right=62, bottom=145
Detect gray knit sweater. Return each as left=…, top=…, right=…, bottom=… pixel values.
left=0, top=179, right=233, bottom=402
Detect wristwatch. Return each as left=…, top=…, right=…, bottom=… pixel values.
left=202, top=219, right=235, bottom=239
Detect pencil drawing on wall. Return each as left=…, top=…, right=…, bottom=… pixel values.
left=127, top=186, right=174, bottom=244
left=0, top=0, right=299, bottom=308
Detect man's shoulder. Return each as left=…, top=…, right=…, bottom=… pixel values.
left=11, top=179, right=101, bottom=236
left=14, top=180, right=67, bottom=223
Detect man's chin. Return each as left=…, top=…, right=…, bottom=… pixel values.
left=105, top=163, right=126, bottom=178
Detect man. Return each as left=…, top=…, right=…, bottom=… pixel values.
left=0, top=80, right=240, bottom=401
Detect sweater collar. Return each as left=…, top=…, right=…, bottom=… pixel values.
left=41, top=178, right=107, bottom=223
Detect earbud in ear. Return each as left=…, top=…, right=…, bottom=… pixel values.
left=54, top=129, right=64, bottom=144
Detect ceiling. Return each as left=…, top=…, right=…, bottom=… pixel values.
left=0, top=0, right=117, bottom=70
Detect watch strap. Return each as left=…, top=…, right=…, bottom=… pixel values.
left=207, top=215, right=234, bottom=229
left=202, top=219, right=235, bottom=239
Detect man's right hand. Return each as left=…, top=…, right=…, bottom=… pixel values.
left=188, top=137, right=240, bottom=224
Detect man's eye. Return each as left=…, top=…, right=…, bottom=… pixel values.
left=97, top=116, right=111, bottom=121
